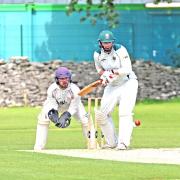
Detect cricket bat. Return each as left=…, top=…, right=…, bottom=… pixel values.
left=78, top=79, right=102, bottom=97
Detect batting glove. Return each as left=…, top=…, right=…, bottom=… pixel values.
left=100, top=71, right=115, bottom=85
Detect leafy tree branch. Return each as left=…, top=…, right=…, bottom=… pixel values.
left=66, top=0, right=172, bottom=28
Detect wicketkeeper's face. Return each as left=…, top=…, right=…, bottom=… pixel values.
left=58, top=77, right=69, bottom=89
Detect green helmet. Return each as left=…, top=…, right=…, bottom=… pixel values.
left=98, top=30, right=115, bottom=43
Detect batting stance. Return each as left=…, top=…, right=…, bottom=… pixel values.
left=94, top=30, right=138, bottom=150
left=34, top=67, right=90, bottom=150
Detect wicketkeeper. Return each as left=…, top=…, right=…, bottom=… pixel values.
left=94, top=30, right=138, bottom=150
left=34, top=67, right=91, bottom=150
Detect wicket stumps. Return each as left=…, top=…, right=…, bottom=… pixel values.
left=87, top=97, right=105, bottom=149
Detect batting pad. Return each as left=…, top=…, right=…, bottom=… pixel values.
left=19, top=148, right=180, bottom=165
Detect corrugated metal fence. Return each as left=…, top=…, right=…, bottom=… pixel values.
left=0, top=4, right=180, bottom=66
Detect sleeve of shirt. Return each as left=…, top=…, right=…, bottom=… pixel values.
left=42, top=85, right=58, bottom=115
left=116, top=45, right=133, bottom=76
left=94, top=51, right=103, bottom=74
left=67, top=84, right=81, bottom=116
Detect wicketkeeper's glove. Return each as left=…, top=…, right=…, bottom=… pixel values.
left=56, top=111, right=71, bottom=128
left=48, top=109, right=59, bottom=124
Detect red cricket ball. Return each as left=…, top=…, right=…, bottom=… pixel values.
left=134, top=120, right=141, bottom=126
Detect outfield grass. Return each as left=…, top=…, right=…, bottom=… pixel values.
left=0, top=98, right=180, bottom=180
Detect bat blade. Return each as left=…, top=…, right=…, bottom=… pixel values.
left=78, top=80, right=101, bottom=96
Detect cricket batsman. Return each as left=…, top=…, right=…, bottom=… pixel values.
left=34, top=67, right=92, bottom=150
left=94, top=30, right=138, bottom=150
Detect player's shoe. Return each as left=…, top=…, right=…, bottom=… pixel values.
left=116, top=143, right=127, bottom=150
left=101, top=144, right=116, bottom=149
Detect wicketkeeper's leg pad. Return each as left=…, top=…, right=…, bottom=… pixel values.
left=34, top=124, right=49, bottom=151
left=37, top=111, right=50, bottom=125
left=34, top=112, right=50, bottom=150
left=81, top=121, right=89, bottom=138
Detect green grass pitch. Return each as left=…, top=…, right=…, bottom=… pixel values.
left=0, top=98, right=180, bottom=180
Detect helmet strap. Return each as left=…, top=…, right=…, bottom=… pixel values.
left=55, top=77, right=59, bottom=84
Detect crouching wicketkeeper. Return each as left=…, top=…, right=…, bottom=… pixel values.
left=34, top=67, right=93, bottom=150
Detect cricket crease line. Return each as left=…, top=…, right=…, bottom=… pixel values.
left=19, top=148, right=180, bottom=165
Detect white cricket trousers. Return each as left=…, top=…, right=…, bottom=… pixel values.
left=100, top=78, right=138, bottom=147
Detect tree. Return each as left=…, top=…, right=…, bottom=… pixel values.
left=66, top=0, right=172, bottom=28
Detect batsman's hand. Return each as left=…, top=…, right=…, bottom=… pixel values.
left=100, top=71, right=116, bottom=86
left=56, top=111, right=71, bottom=128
